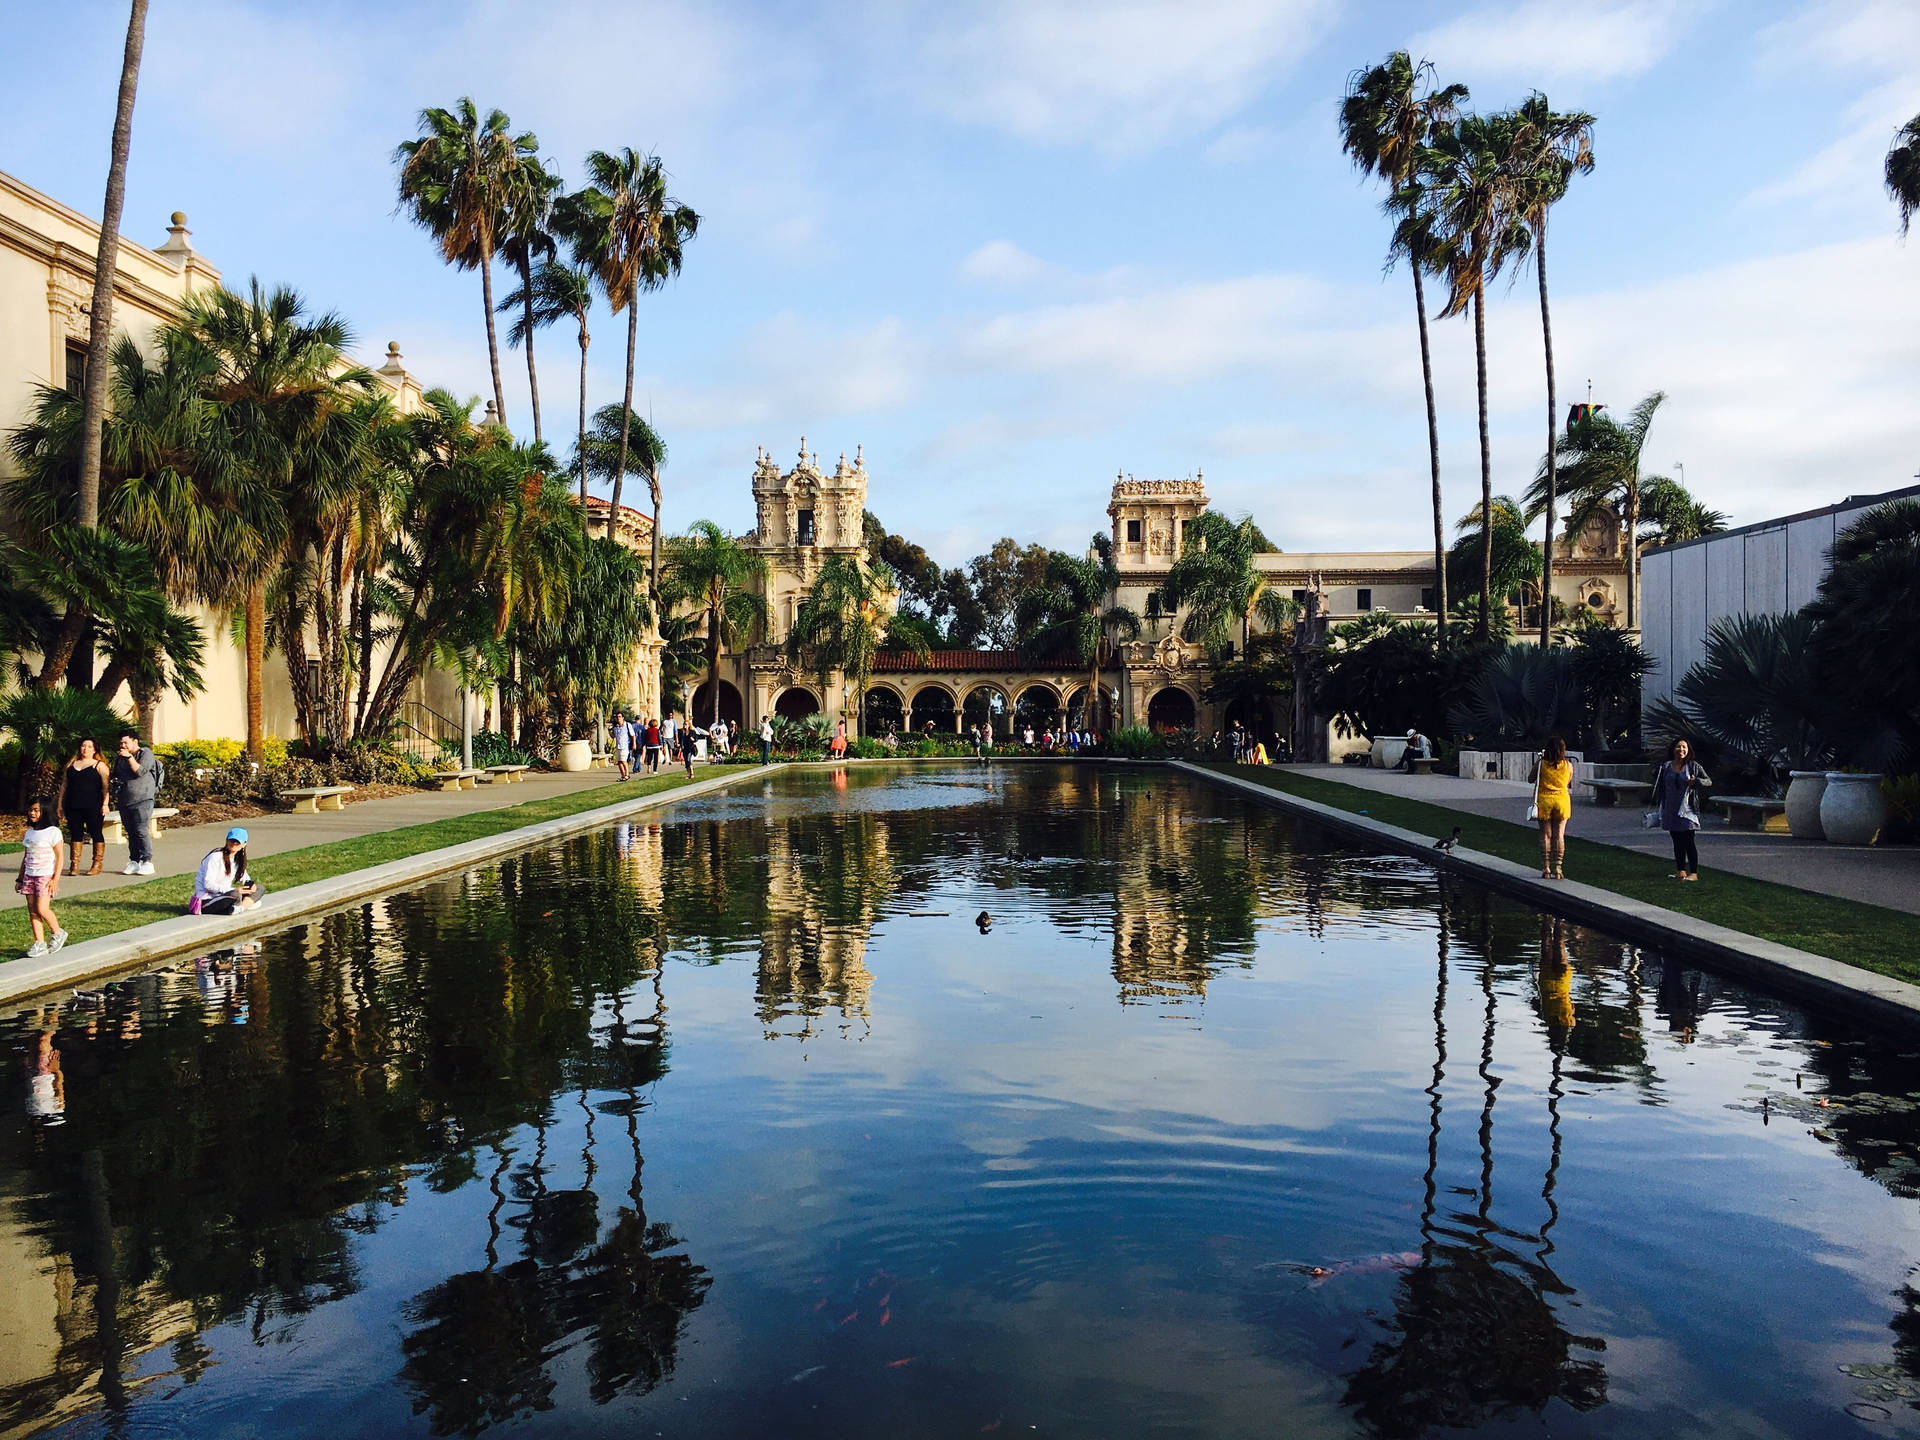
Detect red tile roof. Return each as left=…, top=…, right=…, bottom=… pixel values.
left=873, top=650, right=1077, bottom=672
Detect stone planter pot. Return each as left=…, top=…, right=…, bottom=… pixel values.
left=557, top=739, right=592, bottom=773
left=1371, top=737, right=1408, bottom=770
left=1784, top=771, right=1828, bottom=840
left=1820, top=773, right=1886, bottom=846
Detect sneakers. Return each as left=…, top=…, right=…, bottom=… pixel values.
left=135, top=861, right=155, bottom=876
left=24, top=941, right=47, bottom=958
left=49, top=930, right=67, bottom=952
left=121, top=862, right=141, bottom=875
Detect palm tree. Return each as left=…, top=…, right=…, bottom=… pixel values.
left=1506, top=94, right=1595, bottom=648
left=1888, top=113, right=1920, bottom=235
left=496, top=155, right=561, bottom=443
left=1015, top=533, right=1142, bottom=732
left=503, top=260, right=595, bottom=517
left=1636, top=475, right=1725, bottom=548
left=660, top=521, right=770, bottom=728
left=558, top=150, right=698, bottom=597
left=1523, top=390, right=1670, bottom=630
left=395, top=98, right=539, bottom=429
left=1160, top=512, right=1296, bottom=656
left=75, top=0, right=148, bottom=532
left=785, top=555, right=921, bottom=735
left=1421, top=112, right=1530, bottom=640
left=1341, top=52, right=1467, bottom=640
left=576, top=403, right=665, bottom=542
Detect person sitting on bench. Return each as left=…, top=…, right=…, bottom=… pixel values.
left=189, top=828, right=267, bottom=915
left=1397, top=728, right=1431, bottom=771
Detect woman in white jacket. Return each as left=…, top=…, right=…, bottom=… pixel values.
left=191, top=827, right=266, bottom=915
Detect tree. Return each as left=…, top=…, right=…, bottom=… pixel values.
left=0, top=687, right=133, bottom=808
left=395, top=98, right=539, bottom=428
left=1636, top=476, right=1726, bottom=548
left=75, top=0, right=148, bottom=532
left=1160, top=511, right=1297, bottom=656
left=1525, top=390, right=1669, bottom=630
left=559, top=150, right=698, bottom=596
left=1564, top=619, right=1652, bottom=754
left=966, top=538, right=1052, bottom=648
left=660, top=521, right=769, bottom=729
left=1804, top=498, right=1920, bottom=768
left=785, top=555, right=921, bottom=734
left=9, top=528, right=167, bottom=692
left=496, top=156, right=561, bottom=444
left=1447, top=494, right=1541, bottom=622
left=1506, top=94, right=1595, bottom=648
left=504, top=261, right=595, bottom=518
left=1013, top=533, right=1140, bottom=732
left=1341, top=51, right=1467, bottom=641
left=1889, top=113, right=1920, bottom=235
left=576, top=403, right=665, bottom=542
left=1421, top=111, right=1530, bottom=640
left=1449, top=644, right=1581, bottom=747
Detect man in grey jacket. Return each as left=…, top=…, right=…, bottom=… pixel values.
left=111, top=729, right=159, bottom=875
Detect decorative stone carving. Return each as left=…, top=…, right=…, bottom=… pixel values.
left=1156, top=634, right=1185, bottom=671
left=47, top=269, right=91, bottom=341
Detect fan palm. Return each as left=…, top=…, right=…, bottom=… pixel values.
left=8, top=527, right=167, bottom=691
left=786, top=555, right=921, bottom=735
left=1160, top=511, right=1295, bottom=656
left=1804, top=498, right=1920, bottom=766
left=395, top=98, right=539, bottom=428
left=1420, top=111, right=1530, bottom=640
left=661, top=521, right=770, bottom=728
left=558, top=149, right=698, bottom=595
left=1650, top=612, right=1837, bottom=775
left=0, top=687, right=134, bottom=806
left=1506, top=94, right=1595, bottom=647
left=1014, top=533, right=1142, bottom=731
left=1888, top=113, right=1920, bottom=236
left=1341, top=52, right=1467, bottom=639
left=94, top=602, right=206, bottom=740
left=496, top=155, right=561, bottom=443
left=1636, top=476, right=1725, bottom=548
left=504, top=261, right=595, bottom=516
left=575, top=404, right=665, bottom=547
left=1523, top=389, right=1669, bottom=629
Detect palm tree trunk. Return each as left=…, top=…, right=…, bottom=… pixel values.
left=1413, top=263, right=1447, bottom=639
left=520, top=253, right=542, bottom=443
left=36, top=608, right=90, bottom=690
left=480, top=251, right=507, bottom=428
left=706, top=618, right=722, bottom=728
left=75, top=0, right=147, bottom=531
left=245, top=577, right=266, bottom=759
left=1536, top=221, right=1558, bottom=648
left=93, top=653, right=135, bottom=704
left=613, top=295, right=637, bottom=537
left=577, top=326, right=590, bottom=527
left=1625, top=481, right=1639, bottom=631
left=1472, top=290, right=1493, bottom=642
left=648, top=463, right=663, bottom=603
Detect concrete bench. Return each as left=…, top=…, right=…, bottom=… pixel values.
left=1581, top=777, right=1653, bottom=807
left=1714, top=795, right=1788, bottom=832
left=103, top=807, right=180, bottom=845
left=433, top=769, right=481, bottom=792
left=589, top=751, right=613, bottom=770
left=1408, top=757, right=1439, bottom=776
left=484, top=764, right=532, bottom=784
left=281, top=784, right=354, bottom=814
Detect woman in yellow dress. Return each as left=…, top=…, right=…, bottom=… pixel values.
left=1530, top=735, right=1574, bottom=879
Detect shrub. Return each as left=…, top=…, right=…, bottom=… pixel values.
left=0, top=688, right=133, bottom=809
left=1882, top=774, right=1920, bottom=845
left=1448, top=645, right=1581, bottom=748
left=436, top=729, right=533, bottom=769
left=1106, top=726, right=1167, bottom=759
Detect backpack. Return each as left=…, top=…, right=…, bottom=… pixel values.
left=151, top=752, right=167, bottom=794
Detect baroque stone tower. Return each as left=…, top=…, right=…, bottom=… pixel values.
left=1106, top=472, right=1208, bottom=573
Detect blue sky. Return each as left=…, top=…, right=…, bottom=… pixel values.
left=8, top=1, right=1918, bottom=564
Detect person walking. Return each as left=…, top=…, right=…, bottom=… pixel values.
left=15, top=799, right=66, bottom=957
left=57, top=738, right=110, bottom=875
left=644, top=717, right=663, bottom=775
left=680, top=722, right=697, bottom=777
left=1652, top=738, right=1714, bottom=881
left=612, top=710, right=633, bottom=781
left=190, top=828, right=266, bottom=915
left=976, top=720, right=993, bottom=765
left=760, top=715, right=774, bottom=765
left=1529, top=735, right=1575, bottom=879
left=110, top=728, right=160, bottom=876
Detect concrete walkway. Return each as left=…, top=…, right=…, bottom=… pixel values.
left=1288, top=763, right=1920, bottom=916
left=5, top=765, right=672, bottom=910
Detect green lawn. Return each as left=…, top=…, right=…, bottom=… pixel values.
left=0, top=770, right=712, bottom=961
left=1196, top=763, right=1920, bottom=984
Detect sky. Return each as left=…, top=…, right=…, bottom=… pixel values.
left=6, top=0, right=1919, bottom=566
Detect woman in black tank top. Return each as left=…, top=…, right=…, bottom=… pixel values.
left=58, top=738, right=111, bottom=873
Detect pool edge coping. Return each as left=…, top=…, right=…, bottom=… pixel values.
left=0, top=764, right=787, bottom=1006
left=1174, top=760, right=1920, bottom=1029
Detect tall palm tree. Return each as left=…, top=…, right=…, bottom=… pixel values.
left=496, top=155, right=561, bottom=444
left=1507, top=94, right=1595, bottom=648
left=1341, top=52, right=1467, bottom=640
left=1160, top=512, right=1296, bottom=655
left=75, top=0, right=149, bottom=532
left=1422, top=112, right=1530, bottom=640
left=1523, top=389, right=1670, bottom=630
left=503, top=260, right=595, bottom=517
left=1636, top=475, right=1726, bottom=548
left=660, top=520, right=770, bottom=727
left=558, top=150, right=698, bottom=597
left=1888, top=113, right=1920, bottom=235
left=172, top=280, right=367, bottom=756
left=394, top=98, right=539, bottom=429
left=1014, top=533, right=1141, bottom=732
left=785, top=555, right=921, bottom=735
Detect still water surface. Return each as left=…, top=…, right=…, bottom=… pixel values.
left=7, top=765, right=1920, bottom=1437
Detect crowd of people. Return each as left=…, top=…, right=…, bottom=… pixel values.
left=606, top=710, right=746, bottom=779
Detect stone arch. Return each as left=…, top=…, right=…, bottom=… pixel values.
left=909, top=683, right=958, bottom=733
left=1147, top=686, right=1197, bottom=732
left=863, top=684, right=904, bottom=735
left=962, top=684, right=1009, bottom=737
left=690, top=678, right=744, bottom=727
left=1013, top=683, right=1063, bottom=733
left=775, top=686, right=821, bottom=720
left=1066, top=684, right=1118, bottom=731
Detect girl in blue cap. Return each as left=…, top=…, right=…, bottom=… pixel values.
left=190, top=828, right=265, bottom=915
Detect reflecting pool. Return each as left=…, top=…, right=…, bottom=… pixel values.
left=8, top=764, right=1920, bottom=1437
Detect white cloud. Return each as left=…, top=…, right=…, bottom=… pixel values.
left=890, top=0, right=1335, bottom=152
left=958, top=240, right=1055, bottom=286
left=1412, top=0, right=1702, bottom=85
